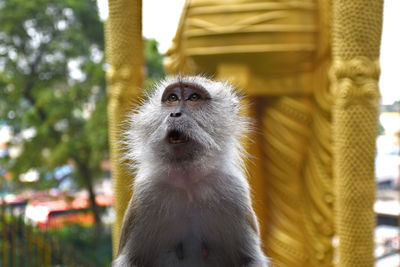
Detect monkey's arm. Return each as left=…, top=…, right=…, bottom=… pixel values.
left=118, top=202, right=136, bottom=250
left=246, top=208, right=261, bottom=236
left=113, top=198, right=138, bottom=267
left=244, top=209, right=269, bottom=267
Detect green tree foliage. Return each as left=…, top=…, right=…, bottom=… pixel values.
left=144, top=38, right=165, bottom=88
left=50, top=225, right=112, bottom=265
left=0, top=0, right=107, bottom=225
left=0, top=0, right=165, bottom=228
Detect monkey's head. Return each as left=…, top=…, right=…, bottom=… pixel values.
left=125, top=76, right=248, bottom=171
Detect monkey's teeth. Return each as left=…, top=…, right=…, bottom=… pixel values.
left=169, top=137, right=187, bottom=144
left=167, top=130, right=189, bottom=144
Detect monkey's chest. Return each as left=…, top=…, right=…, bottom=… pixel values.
left=135, top=207, right=240, bottom=267
left=155, top=217, right=236, bottom=266
left=158, top=231, right=214, bottom=267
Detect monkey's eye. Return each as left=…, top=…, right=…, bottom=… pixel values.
left=167, top=94, right=179, bottom=102
left=188, top=93, right=201, bottom=101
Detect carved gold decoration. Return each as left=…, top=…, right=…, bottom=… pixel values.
left=165, top=0, right=318, bottom=79
left=105, top=0, right=143, bottom=257
left=331, top=0, right=383, bottom=265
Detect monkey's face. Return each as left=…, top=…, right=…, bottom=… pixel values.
left=126, top=76, right=247, bottom=166
left=160, top=80, right=215, bottom=161
left=162, top=81, right=210, bottom=142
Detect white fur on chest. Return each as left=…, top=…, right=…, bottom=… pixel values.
left=129, top=170, right=250, bottom=266
left=163, top=167, right=206, bottom=201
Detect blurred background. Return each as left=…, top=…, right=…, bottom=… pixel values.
left=0, top=0, right=167, bottom=265
left=0, top=0, right=398, bottom=266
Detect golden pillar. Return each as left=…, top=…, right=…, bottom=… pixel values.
left=331, top=0, right=383, bottom=266
left=105, top=0, right=143, bottom=256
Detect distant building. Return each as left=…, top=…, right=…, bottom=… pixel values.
left=379, top=102, right=400, bottom=144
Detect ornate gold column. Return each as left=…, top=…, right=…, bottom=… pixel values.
left=331, top=0, right=383, bottom=266
left=105, top=0, right=143, bottom=256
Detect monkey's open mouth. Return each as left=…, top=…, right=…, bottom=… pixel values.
left=167, top=130, right=189, bottom=144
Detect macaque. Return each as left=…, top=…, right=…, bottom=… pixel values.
left=113, top=76, right=268, bottom=267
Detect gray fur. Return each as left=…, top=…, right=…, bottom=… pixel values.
left=113, top=76, right=268, bottom=267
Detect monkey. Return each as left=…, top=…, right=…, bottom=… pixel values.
left=113, top=76, right=268, bottom=267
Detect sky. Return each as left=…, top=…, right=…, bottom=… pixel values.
left=379, top=0, right=400, bottom=105
left=97, top=0, right=186, bottom=54
left=97, top=0, right=399, bottom=105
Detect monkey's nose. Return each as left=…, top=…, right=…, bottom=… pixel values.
left=170, top=112, right=182, bottom=118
